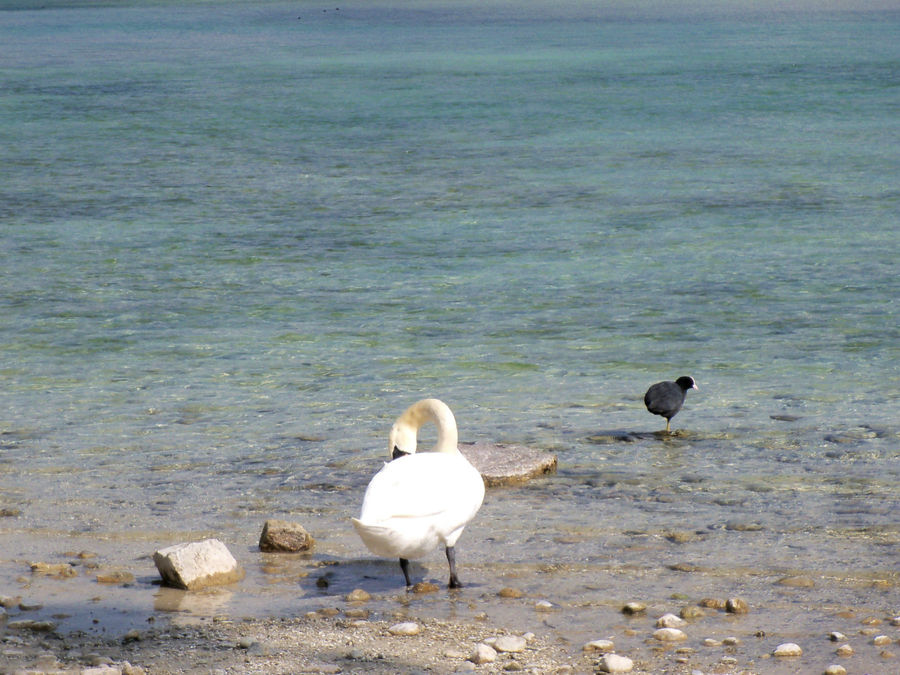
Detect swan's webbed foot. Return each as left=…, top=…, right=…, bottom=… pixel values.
left=399, top=558, right=412, bottom=587
left=446, top=546, right=462, bottom=588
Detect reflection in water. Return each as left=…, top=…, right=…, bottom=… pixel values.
left=153, top=587, right=233, bottom=624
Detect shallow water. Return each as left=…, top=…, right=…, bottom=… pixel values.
left=1, top=0, right=898, bottom=670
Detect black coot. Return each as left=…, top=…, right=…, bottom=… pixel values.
left=643, top=376, right=698, bottom=433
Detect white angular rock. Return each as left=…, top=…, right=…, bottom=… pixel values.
left=597, top=653, right=633, bottom=673
left=656, top=613, right=687, bottom=628
left=469, top=643, right=497, bottom=664
left=773, top=642, right=803, bottom=657
left=824, top=665, right=847, bottom=675
left=653, top=628, right=687, bottom=642
left=493, top=635, right=527, bottom=653
left=153, top=539, right=244, bottom=591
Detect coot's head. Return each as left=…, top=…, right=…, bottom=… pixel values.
left=675, top=376, right=698, bottom=391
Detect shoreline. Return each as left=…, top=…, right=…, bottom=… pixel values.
left=2, top=552, right=897, bottom=675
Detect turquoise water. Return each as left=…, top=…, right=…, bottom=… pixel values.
left=1, top=0, right=898, bottom=667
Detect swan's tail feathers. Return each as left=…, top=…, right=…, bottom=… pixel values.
left=351, top=518, right=398, bottom=558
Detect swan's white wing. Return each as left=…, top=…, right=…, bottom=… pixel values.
left=355, top=453, right=484, bottom=558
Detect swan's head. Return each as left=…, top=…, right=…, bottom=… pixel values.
left=388, top=421, right=417, bottom=459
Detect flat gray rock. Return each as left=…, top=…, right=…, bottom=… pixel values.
left=459, top=442, right=557, bottom=487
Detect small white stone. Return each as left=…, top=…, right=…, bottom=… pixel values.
left=468, top=643, right=497, bottom=664
left=873, top=634, right=892, bottom=646
left=534, top=600, right=554, bottom=611
left=722, top=636, right=741, bottom=646
left=583, top=639, right=615, bottom=653
left=387, top=621, right=420, bottom=636
left=702, top=638, right=721, bottom=647
left=656, top=613, right=687, bottom=628
left=835, top=643, right=853, bottom=656
left=828, top=631, right=846, bottom=641
left=493, top=635, right=527, bottom=653
left=824, top=665, right=847, bottom=675
left=891, top=616, right=900, bottom=626
left=773, top=642, right=803, bottom=657
left=597, top=653, right=633, bottom=673
left=653, top=628, right=687, bottom=642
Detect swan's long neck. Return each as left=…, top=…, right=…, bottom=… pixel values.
left=393, top=398, right=459, bottom=455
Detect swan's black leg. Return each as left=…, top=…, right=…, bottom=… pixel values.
left=399, top=558, right=412, bottom=587
left=446, top=546, right=462, bottom=588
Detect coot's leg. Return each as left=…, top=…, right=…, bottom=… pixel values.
left=446, top=546, right=462, bottom=588
left=399, top=558, right=412, bottom=587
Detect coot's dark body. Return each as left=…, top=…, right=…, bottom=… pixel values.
left=644, top=376, right=697, bottom=433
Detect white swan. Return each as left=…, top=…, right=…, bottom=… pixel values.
left=352, top=398, right=485, bottom=588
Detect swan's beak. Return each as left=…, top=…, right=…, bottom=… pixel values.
left=391, top=446, right=410, bottom=460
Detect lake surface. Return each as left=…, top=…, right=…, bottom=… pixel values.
left=1, top=1, right=898, bottom=671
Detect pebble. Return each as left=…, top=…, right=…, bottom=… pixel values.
left=777, top=575, right=815, bottom=588
left=773, top=642, right=803, bottom=657
left=493, top=635, right=527, bottom=653
left=873, top=635, right=892, bottom=646
left=656, top=613, right=686, bottom=628
left=702, top=638, right=721, bottom=647
left=699, top=598, right=726, bottom=610
left=583, top=639, right=615, bottom=653
left=824, top=666, right=847, bottom=675
left=622, top=602, right=646, bottom=615
left=726, top=597, right=749, bottom=614
left=653, top=628, right=687, bottom=642
left=498, top=587, right=524, bottom=598
left=387, top=621, right=420, bottom=636
left=828, top=631, right=846, bottom=641
left=722, top=636, right=741, bottom=646
left=597, top=653, right=634, bottom=673
left=534, top=600, right=554, bottom=611
left=680, top=605, right=705, bottom=620
left=469, top=643, right=497, bottom=664
left=345, top=588, right=371, bottom=603
left=412, top=581, right=440, bottom=594
left=891, top=616, right=900, bottom=626
left=835, top=643, right=853, bottom=656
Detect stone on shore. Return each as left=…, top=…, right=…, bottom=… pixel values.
left=492, top=635, right=527, bottom=653
left=153, top=539, right=244, bottom=590
left=469, top=643, right=497, bottom=664
left=259, top=519, right=315, bottom=552
left=458, top=442, right=557, bottom=487
left=387, top=621, right=420, bottom=636
left=597, top=653, right=634, bottom=673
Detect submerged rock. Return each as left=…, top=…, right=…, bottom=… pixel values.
left=459, top=442, right=557, bottom=487
left=583, top=639, right=615, bottom=653
left=726, top=597, right=749, bottom=614
left=653, top=628, right=687, bottom=642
